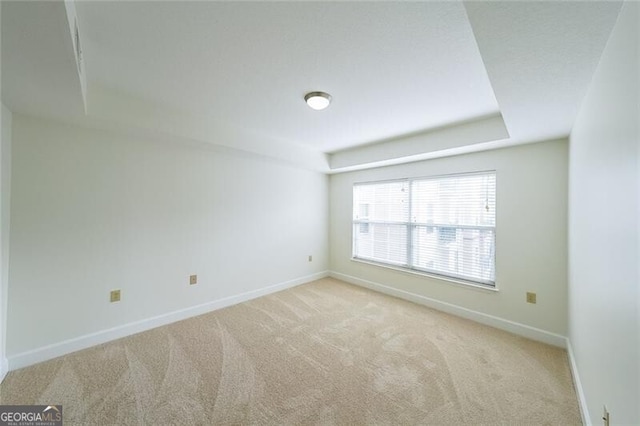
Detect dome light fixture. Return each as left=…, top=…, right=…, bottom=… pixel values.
left=304, top=91, right=332, bottom=110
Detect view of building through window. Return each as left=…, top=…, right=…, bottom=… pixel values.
left=353, top=172, right=496, bottom=285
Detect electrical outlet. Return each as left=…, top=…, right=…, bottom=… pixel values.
left=526, top=292, right=537, bottom=304
left=603, top=405, right=610, bottom=426
left=308, top=255, right=313, bottom=262
left=110, top=290, right=121, bottom=303
left=190, top=274, right=197, bottom=285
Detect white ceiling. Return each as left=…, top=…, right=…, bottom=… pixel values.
left=1, top=1, right=85, bottom=120
left=77, top=1, right=499, bottom=153
left=464, top=1, right=624, bottom=144
left=1, top=1, right=624, bottom=172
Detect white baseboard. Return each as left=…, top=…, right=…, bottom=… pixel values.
left=330, top=271, right=567, bottom=348
left=8, top=271, right=329, bottom=371
left=566, top=338, right=591, bottom=425
left=0, top=357, right=7, bottom=383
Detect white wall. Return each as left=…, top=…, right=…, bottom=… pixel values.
left=330, top=139, right=569, bottom=337
left=568, top=2, right=639, bottom=424
left=7, top=115, right=328, bottom=358
left=0, top=104, right=13, bottom=380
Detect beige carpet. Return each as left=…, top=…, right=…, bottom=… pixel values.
left=0, top=278, right=580, bottom=425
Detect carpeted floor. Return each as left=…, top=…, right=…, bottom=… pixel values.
left=0, top=278, right=581, bottom=425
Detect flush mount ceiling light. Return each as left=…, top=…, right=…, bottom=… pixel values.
left=304, top=91, right=332, bottom=110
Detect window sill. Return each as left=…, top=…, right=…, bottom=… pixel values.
left=350, top=258, right=499, bottom=293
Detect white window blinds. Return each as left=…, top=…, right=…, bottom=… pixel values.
left=353, top=172, right=496, bottom=286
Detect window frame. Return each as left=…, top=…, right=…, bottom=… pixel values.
left=352, top=171, right=497, bottom=288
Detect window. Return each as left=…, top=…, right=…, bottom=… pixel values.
left=353, top=172, right=496, bottom=286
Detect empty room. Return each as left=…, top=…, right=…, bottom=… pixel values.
left=0, top=1, right=638, bottom=425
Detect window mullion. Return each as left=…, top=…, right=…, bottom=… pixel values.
left=406, top=180, right=413, bottom=269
